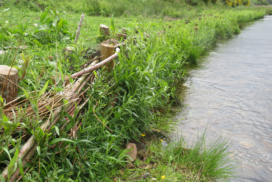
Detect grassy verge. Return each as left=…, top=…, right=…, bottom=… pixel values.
left=0, top=2, right=271, bottom=181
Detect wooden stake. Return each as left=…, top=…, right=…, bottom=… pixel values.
left=100, top=24, right=110, bottom=36
left=75, top=14, right=85, bottom=43
left=0, top=65, right=18, bottom=103
left=100, top=43, right=115, bottom=72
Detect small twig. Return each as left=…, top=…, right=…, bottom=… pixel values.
left=77, top=159, right=85, bottom=173
left=76, top=146, right=81, bottom=154
left=55, top=150, right=62, bottom=155
left=141, top=139, right=147, bottom=144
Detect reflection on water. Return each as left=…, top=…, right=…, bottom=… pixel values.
left=173, top=16, right=272, bottom=181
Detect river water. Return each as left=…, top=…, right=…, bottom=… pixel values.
left=173, top=16, right=272, bottom=181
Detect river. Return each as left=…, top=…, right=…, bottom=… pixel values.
left=173, top=16, right=272, bottom=181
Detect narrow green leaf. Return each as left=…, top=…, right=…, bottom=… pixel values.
left=37, top=146, right=41, bottom=155
left=58, top=61, right=63, bottom=78
left=22, top=88, right=29, bottom=99
left=39, top=80, right=49, bottom=97
left=3, top=8, right=10, bottom=13
left=75, top=139, right=92, bottom=144
left=45, top=105, right=51, bottom=111
left=63, top=99, right=69, bottom=105
left=0, top=147, right=11, bottom=161
left=40, top=10, right=48, bottom=23
left=93, top=70, right=97, bottom=78
left=55, top=126, right=60, bottom=136
left=18, top=157, right=24, bottom=178
left=49, top=138, right=75, bottom=145
left=66, top=158, right=73, bottom=169
left=8, top=148, right=19, bottom=171
left=33, top=39, right=43, bottom=47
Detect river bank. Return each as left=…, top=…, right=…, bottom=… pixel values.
left=0, top=4, right=271, bottom=181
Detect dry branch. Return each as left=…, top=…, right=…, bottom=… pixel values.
left=0, top=45, right=118, bottom=180
left=71, top=48, right=120, bottom=78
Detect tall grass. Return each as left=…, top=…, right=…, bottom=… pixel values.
left=114, top=134, right=235, bottom=181
left=162, top=135, right=234, bottom=180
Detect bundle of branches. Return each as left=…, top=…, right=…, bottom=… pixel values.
left=0, top=47, right=120, bottom=181
left=0, top=59, right=99, bottom=181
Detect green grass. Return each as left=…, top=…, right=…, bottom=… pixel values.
left=0, top=0, right=228, bottom=18
left=113, top=134, right=234, bottom=181
left=0, top=2, right=271, bottom=182
left=1, top=0, right=258, bottom=18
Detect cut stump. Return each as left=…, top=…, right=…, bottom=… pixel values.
left=0, top=65, right=19, bottom=103
left=101, top=43, right=115, bottom=73
left=100, top=24, right=110, bottom=36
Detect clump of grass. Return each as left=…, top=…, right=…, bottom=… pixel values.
left=164, top=136, right=234, bottom=180
left=114, top=134, right=234, bottom=181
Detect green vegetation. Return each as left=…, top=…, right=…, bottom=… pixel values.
left=1, top=0, right=251, bottom=17
left=116, top=135, right=234, bottom=181
left=0, top=1, right=271, bottom=181
left=255, top=0, right=270, bottom=5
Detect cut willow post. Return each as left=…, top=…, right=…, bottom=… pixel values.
left=74, top=14, right=85, bottom=43
left=101, top=43, right=115, bottom=73
left=101, top=44, right=118, bottom=108
left=100, top=24, right=109, bottom=36
left=0, top=65, right=18, bottom=103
